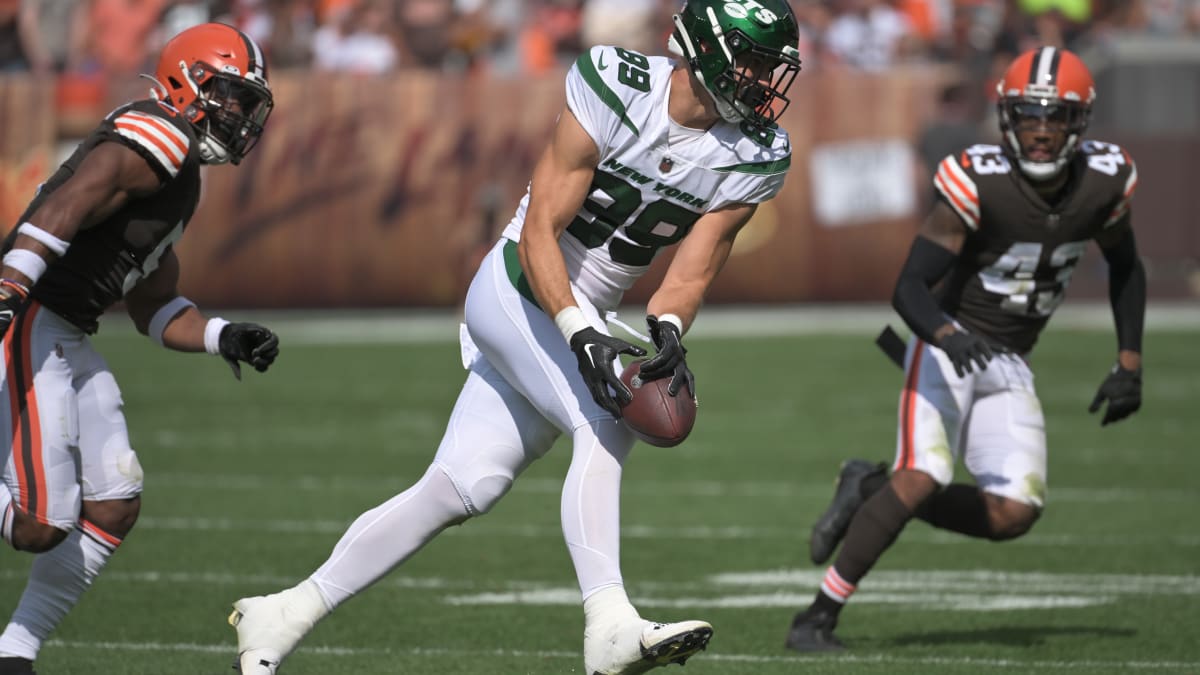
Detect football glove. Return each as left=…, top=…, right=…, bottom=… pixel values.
left=938, top=330, right=995, bottom=378
left=639, top=315, right=695, bottom=397
left=0, top=279, right=29, bottom=343
left=568, top=327, right=646, bottom=417
left=1088, top=364, right=1142, bottom=426
left=218, top=322, right=280, bottom=380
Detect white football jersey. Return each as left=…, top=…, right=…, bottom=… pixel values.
left=501, top=45, right=792, bottom=311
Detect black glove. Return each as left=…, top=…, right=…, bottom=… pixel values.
left=938, top=330, right=995, bottom=378
left=639, top=315, right=695, bottom=397
left=1088, top=364, right=1142, bottom=426
left=218, top=322, right=280, bottom=380
left=0, top=280, right=29, bottom=343
left=568, top=327, right=646, bottom=417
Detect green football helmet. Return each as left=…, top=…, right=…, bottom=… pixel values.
left=667, top=0, right=802, bottom=129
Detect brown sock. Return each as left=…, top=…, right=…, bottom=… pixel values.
left=914, top=484, right=994, bottom=539
left=832, top=483, right=914, bottom=586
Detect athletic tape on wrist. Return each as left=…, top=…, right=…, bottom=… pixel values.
left=554, top=306, right=591, bottom=341
left=204, top=317, right=230, bottom=356
left=17, top=223, right=70, bottom=257
left=658, top=313, right=684, bottom=335
left=148, top=296, right=196, bottom=347
left=2, top=249, right=47, bottom=284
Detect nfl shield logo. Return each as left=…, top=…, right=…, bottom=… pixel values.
left=659, top=156, right=674, bottom=173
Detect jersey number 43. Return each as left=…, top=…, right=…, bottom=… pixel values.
left=979, top=240, right=1090, bottom=317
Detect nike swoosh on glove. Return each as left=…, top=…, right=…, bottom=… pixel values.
left=569, top=327, right=646, bottom=417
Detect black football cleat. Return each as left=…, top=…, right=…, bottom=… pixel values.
left=0, top=657, right=35, bottom=675
left=808, top=459, right=888, bottom=565
left=785, top=607, right=845, bottom=652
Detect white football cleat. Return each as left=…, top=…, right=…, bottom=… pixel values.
left=228, top=580, right=329, bottom=674
left=585, top=618, right=713, bottom=675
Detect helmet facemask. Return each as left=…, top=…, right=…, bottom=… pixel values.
left=668, top=0, right=801, bottom=129
left=181, top=63, right=274, bottom=165
left=998, top=96, right=1089, bottom=181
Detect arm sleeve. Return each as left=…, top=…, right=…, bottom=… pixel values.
left=891, top=235, right=959, bottom=345
left=1100, top=228, right=1145, bottom=353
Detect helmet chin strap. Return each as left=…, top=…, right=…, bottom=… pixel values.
left=1017, top=158, right=1065, bottom=181
left=197, top=128, right=232, bottom=165
left=1005, top=129, right=1077, bottom=182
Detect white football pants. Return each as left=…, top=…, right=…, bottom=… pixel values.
left=895, top=337, right=1048, bottom=508
left=1, top=302, right=143, bottom=530
left=310, top=239, right=636, bottom=607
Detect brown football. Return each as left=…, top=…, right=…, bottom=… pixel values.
left=618, top=359, right=697, bottom=447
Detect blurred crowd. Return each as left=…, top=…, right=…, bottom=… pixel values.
left=2, top=0, right=1198, bottom=80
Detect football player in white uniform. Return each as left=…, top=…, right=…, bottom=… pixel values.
left=228, top=1, right=801, bottom=673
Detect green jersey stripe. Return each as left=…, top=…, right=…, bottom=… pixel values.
left=575, top=53, right=640, bottom=137
left=712, top=156, right=791, bottom=175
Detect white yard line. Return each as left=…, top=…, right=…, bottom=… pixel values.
left=131, top=515, right=1200, bottom=547
left=44, top=639, right=1200, bottom=670
left=444, top=588, right=1113, bottom=611
left=9, top=565, right=1192, bottom=598
left=92, top=302, right=1200, bottom=344
left=150, top=472, right=1200, bottom=504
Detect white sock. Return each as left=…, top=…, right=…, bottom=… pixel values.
left=0, top=486, right=13, bottom=546
left=582, top=585, right=644, bottom=674
left=310, top=464, right=469, bottom=608
left=562, top=421, right=632, bottom=600
left=583, top=585, right=639, bottom=628
left=0, top=525, right=116, bottom=660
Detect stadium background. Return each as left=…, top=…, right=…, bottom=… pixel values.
left=1, top=0, right=1199, bottom=309
left=0, top=2, right=1198, bottom=674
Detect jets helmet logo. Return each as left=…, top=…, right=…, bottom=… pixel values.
left=723, top=0, right=778, bottom=24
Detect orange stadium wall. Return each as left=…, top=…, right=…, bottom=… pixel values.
left=0, top=71, right=1195, bottom=309
left=0, top=79, right=56, bottom=234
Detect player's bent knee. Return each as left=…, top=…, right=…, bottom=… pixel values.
left=464, top=474, right=513, bottom=514
left=434, top=452, right=518, bottom=516
left=892, top=468, right=941, bottom=507
left=81, top=496, right=142, bottom=540
left=984, top=495, right=1040, bottom=541
left=430, top=462, right=505, bottom=519
left=11, top=513, right=69, bottom=553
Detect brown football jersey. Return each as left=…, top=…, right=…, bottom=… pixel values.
left=5, top=99, right=203, bottom=333
left=931, top=141, right=1137, bottom=353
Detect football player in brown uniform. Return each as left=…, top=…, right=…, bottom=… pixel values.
left=786, top=46, right=1145, bottom=651
left=0, top=23, right=278, bottom=674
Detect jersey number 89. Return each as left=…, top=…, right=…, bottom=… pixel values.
left=566, top=171, right=700, bottom=266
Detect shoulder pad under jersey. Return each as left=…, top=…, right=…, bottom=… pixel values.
left=566, top=45, right=662, bottom=151
left=933, top=144, right=1012, bottom=230
left=102, top=99, right=199, bottom=181
left=708, top=127, right=792, bottom=206
left=1079, top=140, right=1139, bottom=228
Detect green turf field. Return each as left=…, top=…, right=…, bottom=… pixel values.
left=2, top=311, right=1197, bottom=674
